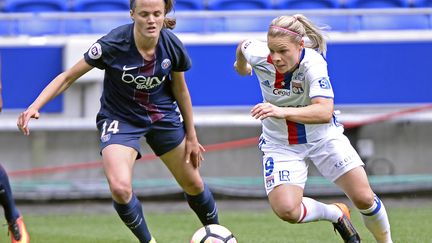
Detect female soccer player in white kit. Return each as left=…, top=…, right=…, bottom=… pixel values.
left=234, top=14, right=392, bottom=243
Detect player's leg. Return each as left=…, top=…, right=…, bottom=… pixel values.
left=102, top=144, right=155, bottom=243
left=160, top=138, right=219, bottom=225
left=98, top=116, right=154, bottom=243
left=314, top=133, right=391, bottom=243
left=261, top=137, right=345, bottom=225
left=335, top=166, right=392, bottom=243
left=0, top=164, right=29, bottom=243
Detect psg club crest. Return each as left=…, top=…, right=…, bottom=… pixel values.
left=161, top=59, right=171, bottom=69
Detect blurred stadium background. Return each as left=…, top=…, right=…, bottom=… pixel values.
left=0, top=0, right=432, bottom=203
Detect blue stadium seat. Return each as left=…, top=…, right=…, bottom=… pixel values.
left=72, top=0, right=129, bottom=12
left=275, top=0, right=340, bottom=9
left=207, top=0, right=272, bottom=10
left=346, top=0, right=429, bottom=30
left=360, top=15, right=430, bottom=30
left=3, top=0, right=68, bottom=12
left=0, top=21, right=16, bottom=35
left=206, top=0, right=273, bottom=32
left=172, top=0, right=207, bottom=33
left=175, top=0, right=205, bottom=11
left=345, top=0, right=409, bottom=8
left=411, top=0, right=432, bottom=7
left=3, top=0, right=68, bottom=36
left=274, top=0, right=360, bottom=31
left=71, top=0, right=130, bottom=34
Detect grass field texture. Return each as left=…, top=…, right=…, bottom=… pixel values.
left=1, top=204, right=431, bottom=243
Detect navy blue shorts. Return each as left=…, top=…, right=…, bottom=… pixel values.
left=96, top=114, right=185, bottom=159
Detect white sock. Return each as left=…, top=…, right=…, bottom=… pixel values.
left=359, top=195, right=393, bottom=243
left=298, top=197, right=342, bottom=223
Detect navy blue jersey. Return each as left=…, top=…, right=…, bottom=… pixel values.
left=84, top=24, right=191, bottom=126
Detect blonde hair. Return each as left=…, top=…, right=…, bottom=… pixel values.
left=130, top=0, right=177, bottom=29
left=268, top=14, right=327, bottom=56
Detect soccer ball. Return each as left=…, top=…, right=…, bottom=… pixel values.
left=190, top=224, right=237, bottom=243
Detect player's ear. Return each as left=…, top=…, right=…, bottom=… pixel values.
left=130, top=10, right=134, bottom=22
left=299, top=39, right=305, bottom=49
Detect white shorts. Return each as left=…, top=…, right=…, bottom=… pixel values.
left=259, top=133, right=364, bottom=195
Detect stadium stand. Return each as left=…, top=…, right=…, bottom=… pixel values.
left=207, top=0, right=274, bottom=32
left=276, top=0, right=340, bottom=9
left=345, top=0, right=430, bottom=30
left=345, top=0, right=410, bottom=8
left=411, top=0, right=432, bottom=7
left=206, top=0, right=272, bottom=10
left=72, top=0, right=129, bottom=12
left=70, top=0, right=130, bottom=34
left=3, top=0, right=68, bottom=12
left=175, top=0, right=205, bottom=10
left=172, top=0, right=207, bottom=33
left=2, top=0, right=68, bottom=35
left=274, top=0, right=360, bottom=31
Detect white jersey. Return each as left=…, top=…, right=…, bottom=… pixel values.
left=241, top=39, right=344, bottom=145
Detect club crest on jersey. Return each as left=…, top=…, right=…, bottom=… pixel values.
left=293, top=72, right=305, bottom=81
left=101, top=133, right=111, bottom=143
left=88, top=43, right=102, bottom=59
left=291, top=80, right=304, bottom=94
left=161, top=59, right=171, bottom=69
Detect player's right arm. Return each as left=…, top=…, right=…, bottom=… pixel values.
left=17, top=58, right=93, bottom=135
left=234, top=40, right=252, bottom=76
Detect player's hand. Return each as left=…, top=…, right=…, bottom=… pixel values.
left=251, top=103, right=287, bottom=120
left=234, top=61, right=252, bottom=76
left=17, top=107, right=40, bottom=135
left=185, top=137, right=205, bottom=168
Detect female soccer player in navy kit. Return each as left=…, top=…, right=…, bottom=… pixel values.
left=17, top=0, right=218, bottom=242
left=235, top=15, right=392, bottom=243
left=0, top=59, right=30, bottom=243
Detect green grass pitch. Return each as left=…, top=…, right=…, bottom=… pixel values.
left=1, top=204, right=431, bottom=242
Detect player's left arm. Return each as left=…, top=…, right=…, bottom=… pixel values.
left=251, top=97, right=334, bottom=124
left=171, top=71, right=205, bottom=168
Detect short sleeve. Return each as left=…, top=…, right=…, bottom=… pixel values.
left=240, top=39, right=269, bottom=66
left=307, top=63, right=334, bottom=99
left=83, top=41, right=108, bottom=70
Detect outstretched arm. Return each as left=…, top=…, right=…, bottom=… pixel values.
left=17, top=58, right=93, bottom=135
left=234, top=41, right=252, bottom=76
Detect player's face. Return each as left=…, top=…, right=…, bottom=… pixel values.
left=130, top=0, right=165, bottom=38
left=267, top=36, right=304, bottom=74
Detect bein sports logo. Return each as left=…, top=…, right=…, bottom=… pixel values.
left=121, top=65, right=166, bottom=90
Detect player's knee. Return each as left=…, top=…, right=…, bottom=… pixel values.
left=272, top=204, right=299, bottom=224
left=109, top=181, right=132, bottom=203
left=351, top=191, right=375, bottom=210
left=181, top=179, right=204, bottom=195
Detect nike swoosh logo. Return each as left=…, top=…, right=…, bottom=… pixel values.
left=123, top=65, right=138, bottom=71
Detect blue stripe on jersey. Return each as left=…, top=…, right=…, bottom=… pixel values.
left=287, top=121, right=307, bottom=144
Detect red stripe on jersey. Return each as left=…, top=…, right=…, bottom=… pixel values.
left=267, top=55, right=284, bottom=89
left=139, top=55, right=156, bottom=76
left=287, top=120, right=299, bottom=144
